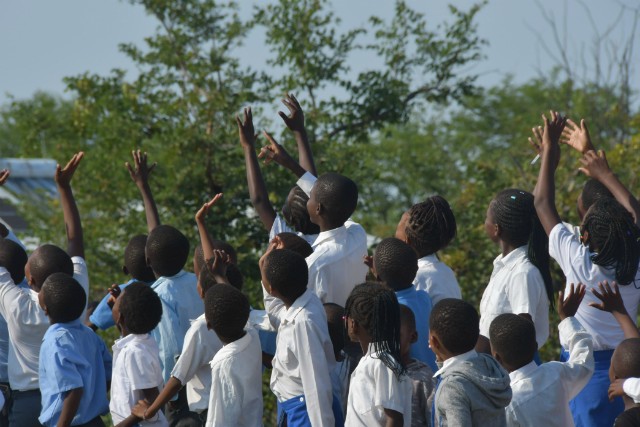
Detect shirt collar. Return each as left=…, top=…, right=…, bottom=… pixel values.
left=312, top=225, right=347, bottom=249
left=113, top=333, right=150, bottom=350
left=43, top=319, right=84, bottom=340
left=509, top=361, right=538, bottom=385
left=394, top=285, right=417, bottom=297
left=434, top=349, right=477, bottom=377
left=493, top=245, right=528, bottom=271
left=212, top=328, right=255, bottom=365
left=283, top=289, right=315, bottom=323
left=152, top=270, right=187, bottom=288
left=418, top=254, right=439, bottom=266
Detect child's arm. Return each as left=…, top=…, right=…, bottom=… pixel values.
left=610, top=378, right=640, bottom=403
left=533, top=111, right=567, bottom=236
left=259, top=131, right=307, bottom=178
left=589, top=281, right=640, bottom=339
left=126, top=150, right=160, bottom=233
left=130, top=380, right=180, bottom=422
left=383, top=409, right=404, bottom=427
left=117, top=387, right=161, bottom=427
left=208, top=250, right=231, bottom=286
left=278, top=94, right=317, bottom=176
left=57, top=388, right=83, bottom=427
left=195, top=193, right=223, bottom=262
left=55, top=152, right=85, bottom=259
left=560, top=118, right=596, bottom=154
left=578, top=150, right=640, bottom=226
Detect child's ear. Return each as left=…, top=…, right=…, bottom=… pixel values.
left=316, top=201, right=323, bottom=216
left=146, top=256, right=152, bottom=267
left=206, top=320, right=213, bottom=331
left=122, top=265, right=129, bottom=275
left=410, top=330, right=418, bottom=345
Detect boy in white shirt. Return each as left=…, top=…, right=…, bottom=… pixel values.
left=489, top=284, right=594, bottom=427
left=204, top=282, right=263, bottom=426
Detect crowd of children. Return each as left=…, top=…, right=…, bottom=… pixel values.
left=0, top=95, right=638, bottom=427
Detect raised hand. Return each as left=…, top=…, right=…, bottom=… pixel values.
left=125, top=150, right=157, bottom=188
left=529, top=126, right=543, bottom=155
left=258, top=131, right=306, bottom=177
left=106, top=284, right=121, bottom=309
left=558, top=283, right=586, bottom=320
left=589, top=281, right=627, bottom=314
left=236, top=107, right=256, bottom=150
left=208, top=249, right=231, bottom=281
left=608, top=379, right=625, bottom=401
left=278, top=93, right=305, bottom=132
left=560, top=118, right=594, bottom=154
left=542, top=110, right=567, bottom=147
left=55, top=152, right=84, bottom=188
left=0, top=169, right=10, bottom=186
left=195, top=193, right=223, bottom=223
left=578, top=150, right=612, bottom=181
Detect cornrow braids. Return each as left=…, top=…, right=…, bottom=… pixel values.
left=582, top=198, right=640, bottom=286
left=282, top=186, right=320, bottom=236
left=491, top=189, right=554, bottom=309
left=345, top=282, right=405, bottom=378
left=405, top=195, right=457, bottom=257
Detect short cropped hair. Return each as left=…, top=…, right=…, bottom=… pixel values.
left=405, top=196, right=457, bottom=256
left=205, top=285, right=250, bottom=342
left=430, top=298, right=479, bottom=355
left=29, top=244, right=74, bottom=288
left=0, top=239, right=28, bottom=284
left=489, top=313, right=537, bottom=369
left=612, top=338, right=640, bottom=379
left=41, top=273, right=86, bottom=323
left=118, top=282, right=163, bottom=334
left=314, top=173, right=358, bottom=225
left=146, top=225, right=190, bottom=277
left=373, top=237, right=418, bottom=288
left=199, top=259, right=244, bottom=293
left=124, top=235, right=155, bottom=282
left=262, top=249, right=308, bottom=300
left=277, top=232, right=313, bottom=258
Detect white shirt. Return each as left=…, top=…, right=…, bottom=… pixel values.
left=266, top=289, right=336, bottom=427
left=171, top=314, right=222, bottom=413
left=623, top=378, right=640, bottom=403
left=110, top=334, right=167, bottom=426
left=206, top=328, right=263, bottom=427
left=0, top=257, right=88, bottom=391
left=346, top=343, right=412, bottom=427
left=413, top=254, right=461, bottom=305
left=506, top=317, right=594, bottom=427
left=479, top=246, right=550, bottom=348
left=269, top=214, right=318, bottom=246
left=550, top=223, right=640, bottom=350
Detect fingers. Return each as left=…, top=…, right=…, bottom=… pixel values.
left=565, top=118, right=578, bottom=131
left=262, top=130, right=278, bottom=145
left=148, top=162, right=157, bottom=174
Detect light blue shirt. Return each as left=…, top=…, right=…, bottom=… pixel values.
left=150, top=270, right=201, bottom=382
left=89, top=279, right=145, bottom=330
left=395, top=285, right=437, bottom=372
left=38, top=320, right=112, bottom=426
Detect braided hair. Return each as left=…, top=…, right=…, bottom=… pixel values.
left=490, top=189, right=554, bottom=308
left=282, top=186, right=320, bottom=236
left=404, top=196, right=457, bottom=257
left=345, top=282, right=405, bottom=378
left=581, top=198, right=640, bottom=285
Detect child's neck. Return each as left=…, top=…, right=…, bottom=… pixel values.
left=499, top=241, right=520, bottom=257
left=317, top=220, right=344, bottom=233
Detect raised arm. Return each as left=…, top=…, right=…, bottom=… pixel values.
left=126, top=150, right=160, bottom=233
left=259, top=131, right=307, bottom=178
left=533, top=111, right=566, bottom=236
left=195, top=193, right=223, bottom=263
left=237, top=108, right=277, bottom=231
left=589, top=281, right=640, bottom=339
left=55, top=152, right=85, bottom=259
left=278, top=93, right=317, bottom=176
left=560, top=118, right=596, bottom=154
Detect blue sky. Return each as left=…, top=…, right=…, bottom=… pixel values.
left=0, top=0, right=638, bottom=105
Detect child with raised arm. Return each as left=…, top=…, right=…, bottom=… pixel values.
left=490, top=284, right=594, bottom=427
left=395, top=196, right=461, bottom=305
left=38, top=273, right=112, bottom=427
left=534, top=111, right=640, bottom=426
left=110, top=282, right=167, bottom=426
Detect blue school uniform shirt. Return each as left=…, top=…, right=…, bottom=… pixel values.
left=150, top=270, right=201, bottom=382
left=395, top=286, right=437, bottom=372
left=89, top=279, right=149, bottom=330
left=38, top=319, right=112, bottom=427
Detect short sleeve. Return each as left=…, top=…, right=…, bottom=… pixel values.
left=549, top=223, right=584, bottom=276
left=89, top=290, right=117, bottom=330
left=506, top=268, right=545, bottom=316
left=125, top=347, right=160, bottom=391
left=296, top=172, right=317, bottom=196
left=624, top=378, right=640, bottom=403
left=171, top=322, right=210, bottom=384
left=45, top=338, right=86, bottom=393
left=72, top=256, right=89, bottom=299
left=368, top=363, right=408, bottom=414
left=150, top=300, right=181, bottom=382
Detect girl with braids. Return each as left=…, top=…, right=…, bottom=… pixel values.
left=535, top=111, right=640, bottom=427
left=344, top=282, right=412, bottom=427
left=477, top=187, right=554, bottom=356
left=396, top=196, right=461, bottom=305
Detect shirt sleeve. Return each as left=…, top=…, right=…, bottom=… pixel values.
left=44, top=335, right=87, bottom=394
left=623, top=378, right=640, bottom=403
left=367, top=363, right=409, bottom=414
left=124, top=346, right=160, bottom=391
left=548, top=223, right=590, bottom=280
left=269, top=214, right=294, bottom=242
left=296, top=172, right=317, bottom=196
left=171, top=323, right=207, bottom=385
left=295, top=319, right=335, bottom=427
left=306, top=262, right=328, bottom=303
left=263, top=287, right=286, bottom=330
left=88, top=290, right=117, bottom=330
left=150, top=300, right=181, bottom=383
left=506, top=268, right=545, bottom=318
left=5, top=229, right=26, bottom=251
left=436, top=377, right=473, bottom=427
left=558, top=317, right=595, bottom=400
left=0, top=268, right=21, bottom=318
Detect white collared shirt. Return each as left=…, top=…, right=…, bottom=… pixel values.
left=171, top=314, right=222, bottom=413
left=110, top=334, right=167, bottom=426
left=297, top=172, right=368, bottom=306
left=346, top=343, right=412, bottom=427
left=206, top=328, right=263, bottom=427
left=550, top=223, right=640, bottom=350
left=433, top=349, right=477, bottom=378
left=267, top=289, right=336, bottom=427
left=414, top=254, right=461, bottom=305
left=506, top=317, right=594, bottom=427
left=269, top=214, right=318, bottom=246
left=623, top=378, right=640, bottom=403
left=479, top=246, right=550, bottom=348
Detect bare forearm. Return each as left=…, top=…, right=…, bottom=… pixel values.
left=57, top=184, right=84, bottom=259
left=293, top=128, right=317, bottom=176
left=384, top=409, right=404, bottom=427
left=137, top=182, right=160, bottom=232
left=613, top=311, right=640, bottom=339
left=534, top=150, right=561, bottom=235
left=243, top=147, right=276, bottom=230
left=196, top=218, right=215, bottom=263
left=57, top=388, right=83, bottom=427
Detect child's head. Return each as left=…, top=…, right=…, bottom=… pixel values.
left=489, top=313, right=537, bottom=372
left=324, top=302, right=345, bottom=361
left=0, top=239, right=28, bottom=284
left=124, top=234, right=155, bottom=283
left=581, top=198, right=640, bottom=285
left=485, top=189, right=554, bottom=308
left=197, top=260, right=243, bottom=299
left=396, top=196, right=457, bottom=258
left=25, top=244, right=73, bottom=292
left=399, top=304, right=418, bottom=361
left=146, top=225, right=190, bottom=278
left=39, top=273, right=86, bottom=323
left=274, top=232, right=313, bottom=258
left=193, top=241, right=238, bottom=276
left=205, top=284, right=250, bottom=344
left=345, top=282, right=404, bottom=375
left=429, top=298, right=479, bottom=360
left=578, top=178, right=613, bottom=220
left=373, top=237, right=418, bottom=290
left=283, top=186, right=320, bottom=236
left=260, top=249, right=308, bottom=302
left=611, top=338, right=640, bottom=385
left=112, top=282, right=162, bottom=335
left=307, top=173, right=358, bottom=228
